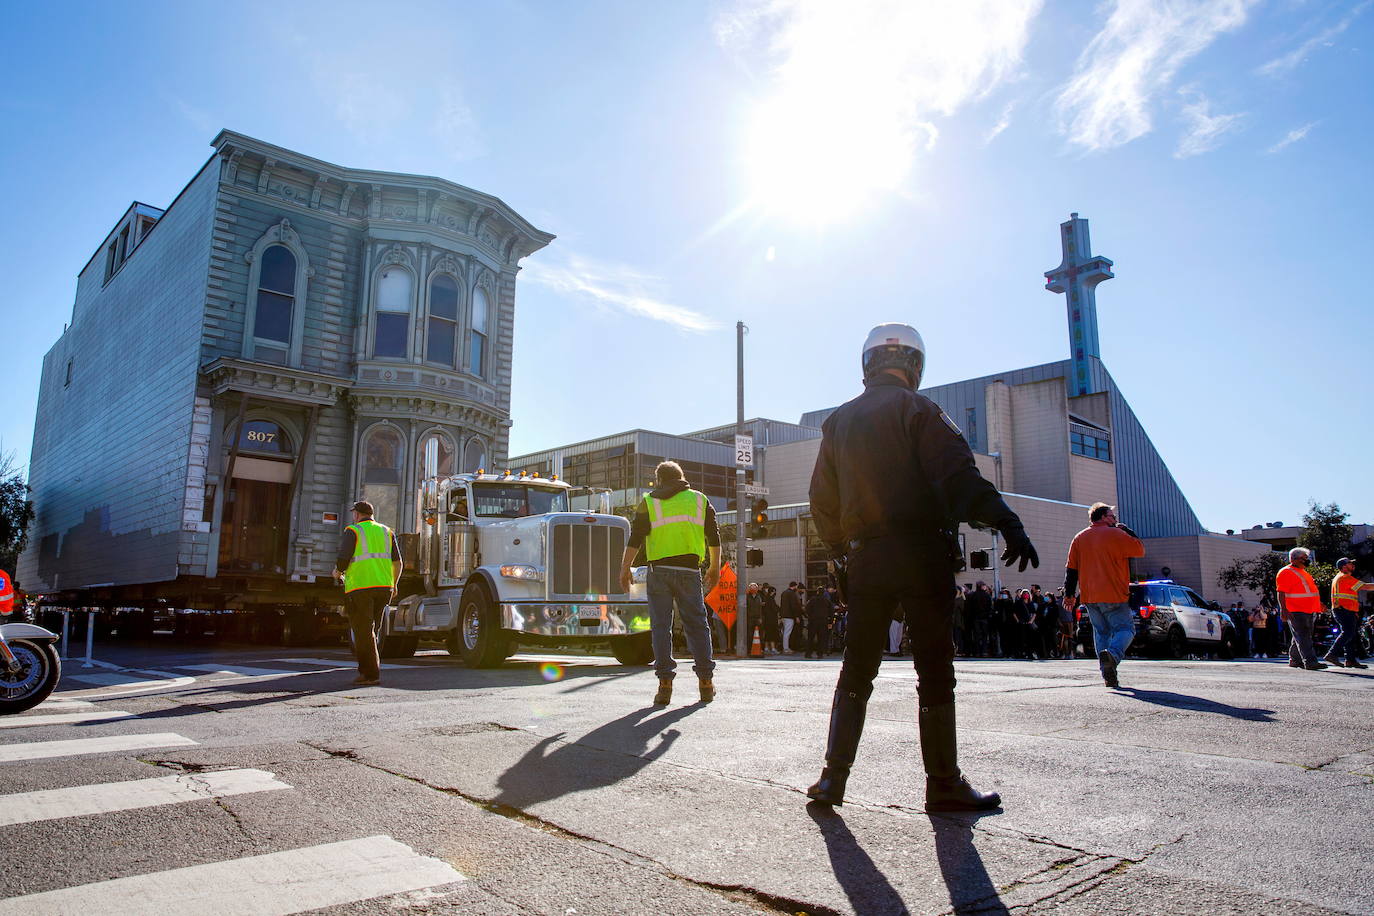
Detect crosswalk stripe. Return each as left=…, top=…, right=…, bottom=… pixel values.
left=37, top=697, right=95, bottom=709
left=0, top=768, right=291, bottom=827
left=67, top=673, right=181, bottom=688
left=273, top=657, right=407, bottom=670
left=0, top=733, right=198, bottom=763
left=0, top=710, right=137, bottom=729
left=0, top=834, right=464, bottom=915
left=179, top=664, right=307, bottom=678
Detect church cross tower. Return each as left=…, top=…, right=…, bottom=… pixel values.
left=1044, top=212, right=1114, bottom=397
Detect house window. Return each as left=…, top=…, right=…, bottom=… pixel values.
left=375, top=267, right=412, bottom=359
left=426, top=275, right=460, bottom=368
left=253, top=245, right=296, bottom=364
left=1070, top=431, right=1111, bottom=461
left=362, top=426, right=404, bottom=528
left=462, top=437, right=487, bottom=474
left=469, top=287, right=490, bottom=377
left=417, top=432, right=455, bottom=485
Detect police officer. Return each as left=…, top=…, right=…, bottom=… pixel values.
left=806, top=323, right=1039, bottom=811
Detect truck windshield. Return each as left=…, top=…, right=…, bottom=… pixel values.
left=471, top=483, right=569, bottom=518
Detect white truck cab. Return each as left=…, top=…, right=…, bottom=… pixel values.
left=389, top=471, right=652, bottom=667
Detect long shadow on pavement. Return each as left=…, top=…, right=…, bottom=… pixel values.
left=806, top=802, right=910, bottom=915
left=931, top=814, right=1010, bottom=915
left=1113, top=686, right=1274, bottom=721
left=490, top=704, right=702, bottom=809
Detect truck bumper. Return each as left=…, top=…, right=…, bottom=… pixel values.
left=500, top=602, right=651, bottom=638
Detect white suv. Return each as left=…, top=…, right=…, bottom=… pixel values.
left=1128, top=580, right=1237, bottom=659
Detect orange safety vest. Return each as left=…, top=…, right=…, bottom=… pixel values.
left=1275, top=564, right=1321, bottom=614
left=0, top=570, right=13, bottom=615
left=1331, top=571, right=1363, bottom=612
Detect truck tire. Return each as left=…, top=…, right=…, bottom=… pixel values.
left=378, top=611, right=418, bottom=659
left=610, top=633, right=654, bottom=666
left=456, top=583, right=508, bottom=668
left=1168, top=626, right=1188, bottom=659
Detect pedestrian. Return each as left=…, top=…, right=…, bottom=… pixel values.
left=1323, top=558, right=1372, bottom=668
left=995, top=587, right=1017, bottom=658
left=886, top=606, right=905, bottom=656
left=746, top=582, right=764, bottom=654
left=1231, top=602, right=1252, bottom=658
left=762, top=584, right=782, bottom=652
left=967, top=582, right=992, bottom=657
left=1013, top=590, right=1037, bottom=659
left=1275, top=547, right=1326, bottom=671
left=806, top=587, right=833, bottom=658
left=805, top=322, right=1039, bottom=812
left=1250, top=605, right=1269, bottom=657
left=0, top=567, right=13, bottom=619
left=618, top=460, right=721, bottom=704
left=1057, top=592, right=1077, bottom=658
left=952, top=585, right=966, bottom=656
left=1064, top=502, right=1145, bottom=688
left=780, top=582, right=802, bottom=653
left=332, top=500, right=403, bottom=687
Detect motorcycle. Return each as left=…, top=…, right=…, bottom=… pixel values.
left=0, top=621, right=62, bottom=714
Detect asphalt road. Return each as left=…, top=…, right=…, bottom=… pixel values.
left=1, top=639, right=1370, bottom=915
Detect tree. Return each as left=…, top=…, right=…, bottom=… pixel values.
left=0, top=450, right=34, bottom=576
left=1217, top=552, right=1285, bottom=606
left=1297, top=500, right=1353, bottom=567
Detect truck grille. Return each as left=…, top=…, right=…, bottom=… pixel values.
left=550, top=520, right=626, bottom=597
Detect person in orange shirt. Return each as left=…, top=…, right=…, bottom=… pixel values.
left=1324, top=557, right=1373, bottom=669
left=1275, top=547, right=1327, bottom=670
left=0, top=568, right=14, bottom=618
left=1064, top=502, right=1146, bottom=688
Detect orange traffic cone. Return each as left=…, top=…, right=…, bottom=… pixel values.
left=750, top=626, right=764, bottom=658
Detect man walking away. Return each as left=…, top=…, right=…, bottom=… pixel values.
left=806, top=586, right=833, bottom=658
left=780, top=582, right=802, bottom=653
left=1065, top=502, right=1144, bottom=688
left=1326, top=558, right=1373, bottom=668
left=333, top=500, right=402, bottom=686
left=806, top=322, right=1038, bottom=812
left=619, top=460, right=721, bottom=705
left=1276, top=547, right=1327, bottom=670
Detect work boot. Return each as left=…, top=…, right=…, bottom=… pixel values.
left=1347, top=660, right=1368, bottom=669
left=919, top=702, right=1001, bottom=812
left=652, top=678, right=673, bottom=706
left=1098, top=650, right=1120, bottom=688
left=806, top=687, right=869, bottom=806
left=698, top=678, right=715, bottom=703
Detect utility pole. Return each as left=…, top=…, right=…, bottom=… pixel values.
left=735, top=321, right=749, bottom=657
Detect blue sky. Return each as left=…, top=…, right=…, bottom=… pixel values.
left=2, top=0, right=1370, bottom=533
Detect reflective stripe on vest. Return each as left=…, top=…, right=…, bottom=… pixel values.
left=1332, top=572, right=1362, bottom=610
left=0, top=572, right=12, bottom=612
left=1276, top=565, right=1322, bottom=614
left=643, top=490, right=707, bottom=563
left=344, top=520, right=395, bottom=593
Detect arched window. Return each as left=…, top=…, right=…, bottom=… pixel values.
left=234, top=419, right=294, bottom=457
left=417, top=431, right=455, bottom=486
left=462, top=437, right=487, bottom=474
left=362, top=426, right=404, bottom=528
left=426, top=275, right=460, bottom=367
left=469, top=286, right=490, bottom=377
left=374, top=267, right=413, bottom=359
left=253, top=245, right=296, bottom=364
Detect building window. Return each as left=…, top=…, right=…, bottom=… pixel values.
left=965, top=407, right=979, bottom=452
left=1070, top=431, right=1111, bottom=461
left=64, top=359, right=73, bottom=388
left=469, top=286, right=490, bottom=377
left=426, top=275, right=460, bottom=368
left=462, top=437, right=487, bottom=474
left=418, top=431, right=455, bottom=485
left=253, top=245, right=296, bottom=364
left=374, top=267, right=413, bottom=359
left=234, top=419, right=294, bottom=457
left=362, top=426, right=404, bottom=528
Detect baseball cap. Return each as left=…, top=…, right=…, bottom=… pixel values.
left=1337, top=557, right=1355, bottom=568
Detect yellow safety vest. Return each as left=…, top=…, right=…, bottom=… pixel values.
left=643, top=489, right=708, bottom=563
left=344, top=520, right=395, bottom=593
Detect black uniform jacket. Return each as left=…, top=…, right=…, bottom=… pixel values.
left=809, top=374, right=1020, bottom=555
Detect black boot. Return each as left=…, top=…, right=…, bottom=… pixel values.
left=806, top=687, right=869, bottom=806
left=919, top=702, right=1001, bottom=812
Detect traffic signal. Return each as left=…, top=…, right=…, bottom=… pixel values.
left=969, top=549, right=991, bottom=570
left=748, top=498, right=769, bottom=539
left=746, top=548, right=764, bottom=567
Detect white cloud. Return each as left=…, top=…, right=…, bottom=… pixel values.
left=1266, top=121, right=1317, bottom=153
left=1174, top=88, right=1244, bottom=158
left=1055, top=0, right=1258, bottom=154
left=522, top=254, right=718, bottom=333
left=984, top=100, right=1018, bottom=145
left=1258, top=0, right=1370, bottom=77
left=715, top=0, right=1042, bottom=220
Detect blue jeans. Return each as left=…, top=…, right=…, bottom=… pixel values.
left=1084, top=602, right=1135, bottom=663
left=1327, top=608, right=1360, bottom=663
left=647, top=565, right=715, bottom=681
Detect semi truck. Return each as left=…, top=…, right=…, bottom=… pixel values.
left=383, top=467, right=653, bottom=666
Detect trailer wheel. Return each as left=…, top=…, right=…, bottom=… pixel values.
left=610, top=633, right=654, bottom=666
left=456, top=583, right=508, bottom=668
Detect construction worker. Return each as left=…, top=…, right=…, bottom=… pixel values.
left=1275, top=547, right=1325, bottom=670
left=1325, top=557, right=1373, bottom=668
left=332, top=500, right=402, bottom=686
left=0, top=568, right=13, bottom=618
left=807, top=322, right=1039, bottom=812
left=618, top=460, right=720, bottom=706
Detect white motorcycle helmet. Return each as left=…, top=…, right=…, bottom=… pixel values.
left=861, top=323, right=926, bottom=389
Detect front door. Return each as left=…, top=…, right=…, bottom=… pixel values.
left=219, top=477, right=290, bottom=573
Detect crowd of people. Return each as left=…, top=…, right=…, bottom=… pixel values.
left=737, top=581, right=847, bottom=657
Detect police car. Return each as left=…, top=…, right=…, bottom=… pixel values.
left=1128, top=580, right=1237, bottom=659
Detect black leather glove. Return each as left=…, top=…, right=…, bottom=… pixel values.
left=999, top=524, right=1040, bottom=572
left=1116, top=523, right=1138, bottom=539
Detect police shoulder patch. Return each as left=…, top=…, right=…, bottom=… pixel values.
left=938, top=410, right=963, bottom=437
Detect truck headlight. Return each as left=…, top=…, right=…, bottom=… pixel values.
left=632, top=566, right=649, bottom=584
left=500, top=565, right=545, bottom=582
